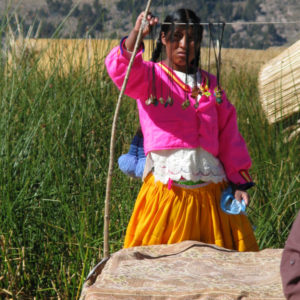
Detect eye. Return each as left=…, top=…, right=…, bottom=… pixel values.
left=173, top=32, right=183, bottom=41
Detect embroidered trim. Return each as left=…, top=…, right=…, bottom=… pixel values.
left=230, top=182, right=255, bottom=191
left=239, top=170, right=252, bottom=183
left=157, top=62, right=209, bottom=93
left=119, top=36, right=145, bottom=55
left=157, top=62, right=191, bottom=92
left=172, top=181, right=211, bottom=189
left=119, top=36, right=128, bottom=55
left=175, top=179, right=206, bottom=185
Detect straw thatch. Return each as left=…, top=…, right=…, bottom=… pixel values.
left=258, top=40, right=300, bottom=124
left=80, top=240, right=284, bottom=299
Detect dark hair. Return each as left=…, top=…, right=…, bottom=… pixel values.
left=151, top=8, right=203, bottom=69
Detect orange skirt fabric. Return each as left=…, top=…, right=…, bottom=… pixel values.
left=124, top=174, right=258, bottom=252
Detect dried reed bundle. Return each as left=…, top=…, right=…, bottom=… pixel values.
left=258, top=40, right=300, bottom=124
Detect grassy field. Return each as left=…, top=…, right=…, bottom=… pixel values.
left=7, top=38, right=284, bottom=76
left=0, top=35, right=299, bottom=299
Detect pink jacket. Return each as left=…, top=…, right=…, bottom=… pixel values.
left=105, top=41, right=253, bottom=185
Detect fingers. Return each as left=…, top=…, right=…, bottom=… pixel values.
left=146, top=12, right=159, bottom=26
left=234, top=190, right=250, bottom=206
left=134, top=12, right=158, bottom=35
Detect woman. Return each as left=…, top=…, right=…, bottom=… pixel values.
left=105, top=8, right=258, bottom=252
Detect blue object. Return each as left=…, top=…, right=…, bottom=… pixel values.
left=135, top=136, right=146, bottom=178
left=118, top=132, right=146, bottom=179
left=220, top=187, right=246, bottom=215
left=135, top=157, right=146, bottom=178
left=118, top=134, right=139, bottom=178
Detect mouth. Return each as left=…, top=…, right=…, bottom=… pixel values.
left=177, top=52, right=187, bottom=58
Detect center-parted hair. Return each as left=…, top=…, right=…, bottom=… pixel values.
left=151, top=8, right=203, bottom=69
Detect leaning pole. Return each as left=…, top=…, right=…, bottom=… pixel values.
left=103, top=0, right=153, bottom=259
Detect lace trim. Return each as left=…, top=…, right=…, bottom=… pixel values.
left=143, top=148, right=227, bottom=184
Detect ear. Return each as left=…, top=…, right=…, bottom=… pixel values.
left=161, top=32, right=167, bottom=46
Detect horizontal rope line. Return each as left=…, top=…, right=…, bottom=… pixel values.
left=161, top=21, right=300, bottom=25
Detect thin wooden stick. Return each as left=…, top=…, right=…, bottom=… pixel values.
left=103, top=0, right=153, bottom=259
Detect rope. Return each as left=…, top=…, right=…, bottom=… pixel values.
left=162, top=21, right=300, bottom=25
left=209, top=22, right=225, bottom=89
left=103, top=0, right=153, bottom=259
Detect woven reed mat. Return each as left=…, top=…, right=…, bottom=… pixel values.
left=80, top=240, right=284, bottom=300
left=258, top=39, right=300, bottom=124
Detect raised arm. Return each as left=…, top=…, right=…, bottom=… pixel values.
left=105, top=12, right=158, bottom=100
left=125, top=12, right=158, bottom=51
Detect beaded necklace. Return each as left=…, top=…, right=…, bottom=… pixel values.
left=145, top=21, right=226, bottom=109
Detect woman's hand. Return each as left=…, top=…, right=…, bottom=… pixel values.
left=234, top=190, right=250, bottom=206
left=125, top=12, right=158, bottom=51
left=134, top=12, right=159, bottom=38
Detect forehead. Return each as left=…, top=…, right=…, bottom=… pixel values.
left=166, top=25, right=201, bottom=38
left=172, top=26, right=194, bottom=34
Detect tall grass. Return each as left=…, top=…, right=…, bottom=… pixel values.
left=0, top=28, right=299, bottom=300
left=223, top=66, right=300, bottom=249
left=0, top=37, right=141, bottom=298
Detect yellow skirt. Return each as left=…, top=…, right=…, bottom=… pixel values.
left=124, top=174, right=258, bottom=252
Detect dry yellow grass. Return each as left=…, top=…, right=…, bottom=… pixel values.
left=7, top=38, right=284, bottom=76
left=7, top=38, right=120, bottom=76
left=221, top=47, right=285, bottom=69
left=144, top=40, right=284, bottom=70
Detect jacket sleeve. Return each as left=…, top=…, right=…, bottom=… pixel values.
left=105, top=37, right=151, bottom=101
left=280, top=212, right=300, bottom=300
left=217, top=91, right=253, bottom=186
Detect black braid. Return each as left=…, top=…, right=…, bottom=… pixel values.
left=151, top=33, right=163, bottom=62
left=192, top=47, right=201, bottom=70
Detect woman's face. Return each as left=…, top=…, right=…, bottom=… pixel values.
left=161, top=26, right=200, bottom=73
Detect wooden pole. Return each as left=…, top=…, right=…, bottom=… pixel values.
left=103, top=0, right=153, bottom=259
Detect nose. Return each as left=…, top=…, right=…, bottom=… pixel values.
left=179, top=34, right=187, bottom=49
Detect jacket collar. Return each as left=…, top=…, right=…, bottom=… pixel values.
left=157, top=62, right=207, bottom=93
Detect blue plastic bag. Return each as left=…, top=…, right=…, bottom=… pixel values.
left=220, top=186, right=246, bottom=215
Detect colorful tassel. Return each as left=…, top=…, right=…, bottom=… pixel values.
left=181, top=99, right=190, bottom=109
left=164, top=96, right=173, bottom=107
left=214, top=88, right=223, bottom=104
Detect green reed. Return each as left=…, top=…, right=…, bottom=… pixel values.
left=223, top=66, right=300, bottom=249
left=0, top=37, right=141, bottom=298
